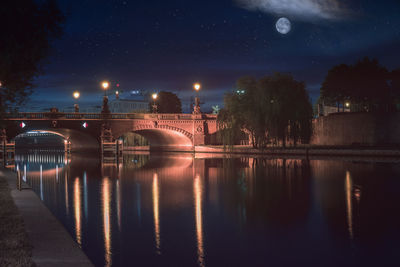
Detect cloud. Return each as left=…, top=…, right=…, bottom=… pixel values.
left=235, top=0, right=350, bottom=21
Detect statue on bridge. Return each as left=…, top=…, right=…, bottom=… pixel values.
left=193, top=96, right=201, bottom=114
left=101, top=96, right=110, bottom=114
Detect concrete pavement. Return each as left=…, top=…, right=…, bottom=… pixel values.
left=1, top=169, right=93, bottom=267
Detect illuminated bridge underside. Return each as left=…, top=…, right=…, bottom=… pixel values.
left=133, top=129, right=193, bottom=151
left=22, top=129, right=99, bottom=152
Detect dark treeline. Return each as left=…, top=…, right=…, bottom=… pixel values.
left=0, top=0, right=64, bottom=123
left=148, top=91, right=182, bottom=113
left=217, top=73, right=313, bottom=148
left=319, top=57, right=400, bottom=112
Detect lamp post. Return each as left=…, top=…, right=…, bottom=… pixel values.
left=101, top=81, right=110, bottom=114
left=73, top=91, right=80, bottom=112
left=193, top=83, right=201, bottom=114
left=152, top=93, right=158, bottom=113
left=102, top=81, right=109, bottom=96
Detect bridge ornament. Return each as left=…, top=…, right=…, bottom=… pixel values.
left=196, top=126, right=203, bottom=133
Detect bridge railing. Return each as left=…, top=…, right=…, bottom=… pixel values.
left=5, top=112, right=218, bottom=120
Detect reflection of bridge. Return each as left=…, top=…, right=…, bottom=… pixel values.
left=2, top=112, right=218, bottom=152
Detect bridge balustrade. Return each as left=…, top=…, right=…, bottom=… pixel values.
left=5, top=112, right=217, bottom=121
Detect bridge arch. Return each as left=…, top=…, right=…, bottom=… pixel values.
left=114, top=124, right=194, bottom=151
left=14, top=129, right=99, bottom=152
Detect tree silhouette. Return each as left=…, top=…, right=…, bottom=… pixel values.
left=0, top=0, right=64, bottom=120
left=321, top=57, right=393, bottom=112
left=390, top=68, right=400, bottom=110
left=149, top=91, right=182, bottom=113
left=218, top=73, right=313, bottom=148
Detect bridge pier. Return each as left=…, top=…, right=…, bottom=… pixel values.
left=192, top=114, right=206, bottom=147
left=100, top=123, right=123, bottom=163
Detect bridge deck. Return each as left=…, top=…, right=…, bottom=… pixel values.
left=5, top=112, right=217, bottom=121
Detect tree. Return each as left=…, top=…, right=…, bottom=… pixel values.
left=218, top=73, right=313, bottom=148
left=320, top=57, right=392, bottom=112
left=390, top=68, right=400, bottom=110
left=320, top=64, right=352, bottom=111
left=0, top=0, right=64, bottom=120
left=150, top=91, right=182, bottom=113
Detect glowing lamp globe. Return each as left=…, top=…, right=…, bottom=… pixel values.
left=194, top=83, right=201, bottom=91
left=102, top=81, right=109, bottom=90
left=73, top=91, right=80, bottom=99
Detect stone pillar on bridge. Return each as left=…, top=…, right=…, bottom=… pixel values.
left=192, top=114, right=205, bottom=146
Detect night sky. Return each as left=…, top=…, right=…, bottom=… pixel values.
left=32, top=0, right=400, bottom=112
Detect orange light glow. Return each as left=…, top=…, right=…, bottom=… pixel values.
left=194, top=83, right=201, bottom=91
left=102, top=177, right=112, bottom=266
left=345, top=171, right=354, bottom=240
left=73, top=91, right=80, bottom=99
left=194, top=174, right=205, bottom=267
left=74, top=177, right=82, bottom=246
left=152, top=173, right=161, bottom=254
left=152, top=93, right=158, bottom=100
left=102, top=81, right=110, bottom=90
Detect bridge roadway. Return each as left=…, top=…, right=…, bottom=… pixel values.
left=2, top=112, right=218, bottom=152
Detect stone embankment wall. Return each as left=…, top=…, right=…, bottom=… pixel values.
left=311, top=112, right=400, bottom=146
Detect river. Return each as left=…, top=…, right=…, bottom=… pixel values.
left=14, top=151, right=400, bottom=266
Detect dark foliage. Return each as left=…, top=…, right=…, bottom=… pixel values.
left=218, top=73, right=313, bottom=148
left=0, top=0, right=65, bottom=119
left=320, top=57, right=399, bottom=112
left=149, top=91, right=182, bottom=113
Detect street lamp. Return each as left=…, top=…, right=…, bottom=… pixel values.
left=152, top=93, right=158, bottom=113
left=101, top=81, right=110, bottom=114
left=193, top=82, right=201, bottom=114
left=73, top=91, right=80, bottom=112
left=194, top=83, right=201, bottom=92
left=102, top=81, right=109, bottom=96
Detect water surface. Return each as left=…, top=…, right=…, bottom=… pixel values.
left=15, top=151, right=400, bottom=266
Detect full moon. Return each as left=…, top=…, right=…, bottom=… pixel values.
left=276, top=17, right=291, bottom=34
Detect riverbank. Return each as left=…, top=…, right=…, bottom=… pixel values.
left=124, top=145, right=400, bottom=157
left=195, top=145, right=400, bottom=157
left=0, top=168, right=93, bottom=267
left=0, top=169, right=33, bottom=266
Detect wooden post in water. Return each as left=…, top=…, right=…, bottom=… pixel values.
left=2, top=139, right=6, bottom=167
left=17, top=169, right=22, bottom=191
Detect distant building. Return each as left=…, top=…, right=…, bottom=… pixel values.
left=108, top=90, right=149, bottom=113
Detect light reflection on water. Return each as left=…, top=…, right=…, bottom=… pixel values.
left=102, top=177, right=112, bottom=267
left=194, top=173, right=205, bottom=267
left=74, top=177, right=82, bottom=246
left=14, top=152, right=400, bottom=267
left=152, top=173, right=161, bottom=255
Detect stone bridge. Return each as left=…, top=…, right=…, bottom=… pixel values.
left=2, top=112, right=219, bottom=152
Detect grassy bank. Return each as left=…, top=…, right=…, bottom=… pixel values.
left=0, top=171, right=33, bottom=267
